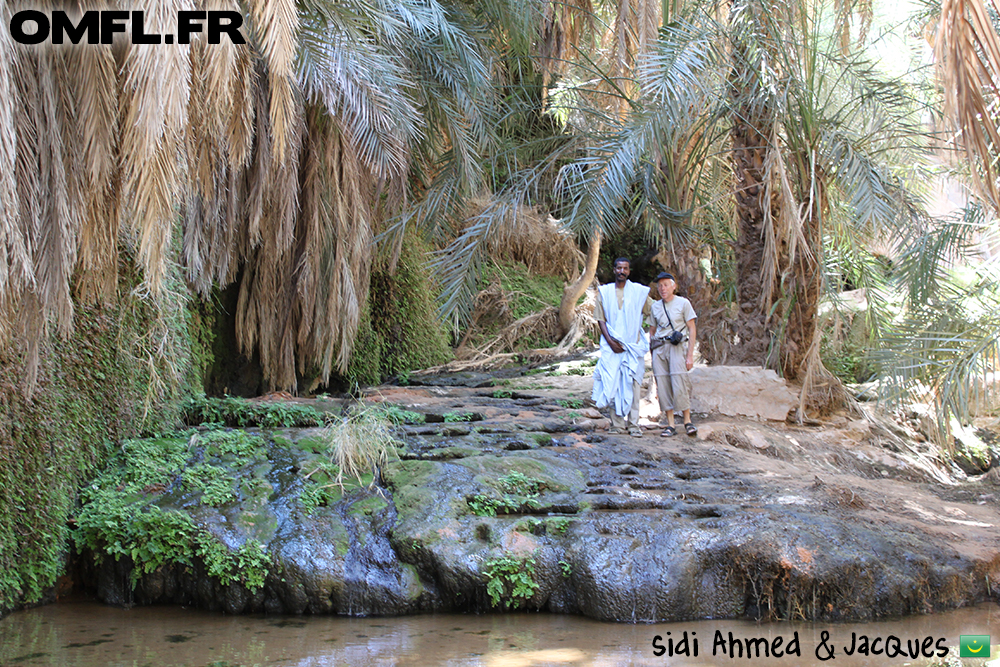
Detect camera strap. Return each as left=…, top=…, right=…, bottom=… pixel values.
left=662, top=303, right=678, bottom=335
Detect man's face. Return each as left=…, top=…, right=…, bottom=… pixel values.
left=658, top=278, right=676, bottom=300
left=613, top=261, right=630, bottom=284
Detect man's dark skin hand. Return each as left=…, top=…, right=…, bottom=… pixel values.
left=598, top=259, right=630, bottom=354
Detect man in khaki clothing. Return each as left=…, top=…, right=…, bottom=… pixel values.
left=648, top=272, right=697, bottom=437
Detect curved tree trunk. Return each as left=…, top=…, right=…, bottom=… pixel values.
left=558, top=229, right=601, bottom=338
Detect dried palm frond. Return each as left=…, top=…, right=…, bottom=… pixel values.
left=71, top=41, right=120, bottom=303
left=538, top=0, right=594, bottom=88
left=464, top=197, right=582, bottom=279
left=120, top=0, right=191, bottom=292
left=247, top=0, right=298, bottom=164
left=31, top=47, right=78, bottom=337
left=228, top=29, right=257, bottom=169
left=234, top=71, right=304, bottom=389
left=935, top=0, right=1000, bottom=212
left=761, top=127, right=815, bottom=316
left=0, top=9, right=30, bottom=318
left=294, top=112, right=375, bottom=383
left=183, top=1, right=247, bottom=294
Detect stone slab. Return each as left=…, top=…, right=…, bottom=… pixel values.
left=688, top=365, right=797, bottom=421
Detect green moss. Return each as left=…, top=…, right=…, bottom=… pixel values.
left=527, top=433, right=553, bottom=447
left=349, top=496, right=389, bottom=516
left=292, top=435, right=328, bottom=454
left=183, top=396, right=324, bottom=428
left=427, top=446, right=477, bottom=459
left=343, top=232, right=452, bottom=386
left=382, top=460, right=438, bottom=522
left=0, top=254, right=201, bottom=612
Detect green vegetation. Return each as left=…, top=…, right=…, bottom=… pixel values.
left=496, top=471, right=544, bottom=495
left=467, top=471, right=547, bottom=516
left=345, top=233, right=452, bottom=386
left=484, top=555, right=540, bottom=608
left=468, top=494, right=526, bottom=517
left=559, top=560, right=573, bottom=577
left=71, top=431, right=274, bottom=591
left=182, top=395, right=324, bottom=428
left=375, top=404, right=426, bottom=425
left=491, top=389, right=514, bottom=398
left=548, top=517, right=572, bottom=534
left=443, top=411, right=474, bottom=423
left=299, top=479, right=343, bottom=515
left=184, top=463, right=237, bottom=506
left=0, top=256, right=201, bottom=612
left=482, top=262, right=564, bottom=321
left=555, top=398, right=585, bottom=409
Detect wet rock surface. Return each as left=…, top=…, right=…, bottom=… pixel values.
left=81, top=372, right=1000, bottom=623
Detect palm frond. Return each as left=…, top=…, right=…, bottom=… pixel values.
left=247, top=0, right=299, bottom=163
left=71, top=41, right=121, bottom=303
left=120, top=0, right=190, bottom=292
left=935, top=0, right=1000, bottom=212
left=0, top=10, right=30, bottom=313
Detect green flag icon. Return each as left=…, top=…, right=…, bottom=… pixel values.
left=960, top=635, right=991, bottom=657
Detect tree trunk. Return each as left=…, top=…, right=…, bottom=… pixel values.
left=728, top=44, right=779, bottom=370
left=558, top=229, right=601, bottom=337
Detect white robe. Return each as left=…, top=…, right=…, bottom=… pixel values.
left=592, top=281, right=649, bottom=417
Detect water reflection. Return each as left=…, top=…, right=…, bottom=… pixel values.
left=1, top=597, right=998, bottom=666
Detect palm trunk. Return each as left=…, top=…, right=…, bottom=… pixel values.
left=728, top=25, right=779, bottom=370
left=727, top=0, right=824, bottom=382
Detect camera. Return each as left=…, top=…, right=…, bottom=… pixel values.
left=668, top=330, right=684, bottom=345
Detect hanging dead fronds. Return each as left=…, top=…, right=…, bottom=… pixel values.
left=466, top=197, right=583, bottom=280
left=182, top=0, right=249, bottom=294
left=71, top=41, right=121, bottom=303
left=247, top=0, right=298, bottom=165
left=935, top=0, right=1000, bottom=213
left=235, top=77, right=304, bottom=390
left=0, top=8, right=30, bottom=331
left=294, top=114, right=375, bottom=384
left=120, top=0, right=192, bottom=292
left=607, top=0, right=661, bottom=96
left=538, top=0, right=595, bottom=88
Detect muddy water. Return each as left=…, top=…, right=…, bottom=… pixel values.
left=1, top=598, right=998, bottom=666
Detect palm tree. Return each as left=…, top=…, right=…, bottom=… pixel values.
left=431, top=0, right=931, bottom=413
left=0, top=0, right=526, bottom=392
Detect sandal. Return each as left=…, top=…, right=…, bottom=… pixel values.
left=609, top=426, right=626, bottom=435
left=628, top=425, right=643, bottom=438
left=685, top=422, right=698, bottom=436
left=661, top=426, right=676, bottom=437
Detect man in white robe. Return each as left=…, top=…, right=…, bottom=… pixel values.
left=592, top=257, right=651, bottom=437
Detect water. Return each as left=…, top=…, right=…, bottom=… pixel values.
left=1, top=597, right=998, bottom=666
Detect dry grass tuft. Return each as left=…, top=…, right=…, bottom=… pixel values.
left=323, top=404, right=400, bottom=490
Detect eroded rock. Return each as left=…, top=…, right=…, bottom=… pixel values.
left=76, top=383, right=1000, bottom=624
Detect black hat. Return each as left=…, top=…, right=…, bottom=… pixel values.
left=655, top=272, right=674, bottom=282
